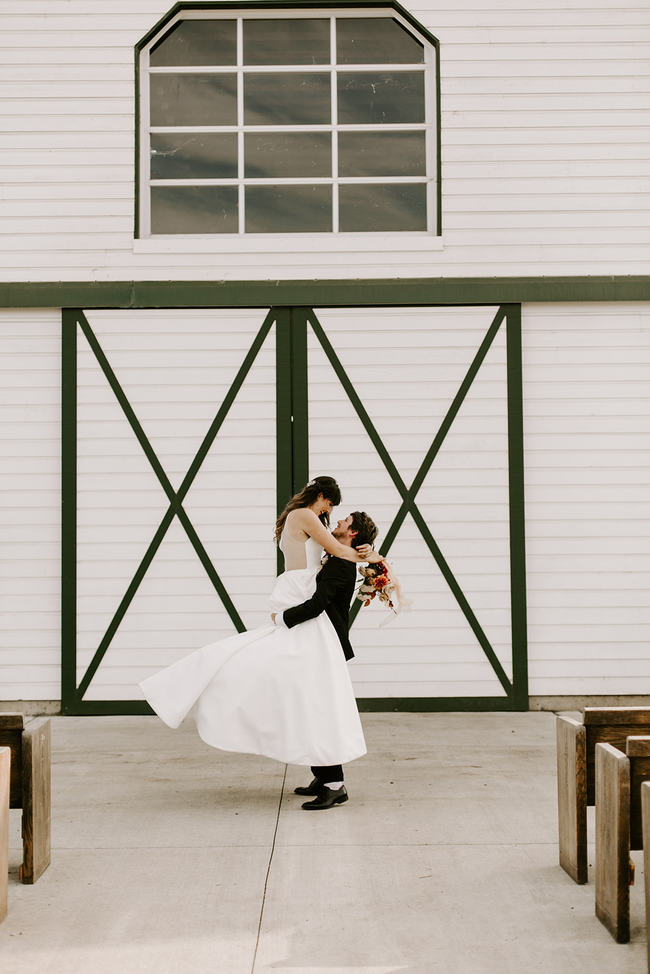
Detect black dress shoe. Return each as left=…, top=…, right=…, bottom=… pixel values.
left=294, top=777, right=321, bottom=796
left=301, top=785, right=348, bottom=810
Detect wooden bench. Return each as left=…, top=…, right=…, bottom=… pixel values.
left=556, top=707, right=650, bottom=883
left=594, top=736, right=650, bottom=943
left=0, top=714, right=51, bottom=884
left=642, top=781, right=650, bottom=973
left=0, top=748, right=9, bottom=923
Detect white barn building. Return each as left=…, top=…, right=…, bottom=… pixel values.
left=1, top=0, right=649, bottom=715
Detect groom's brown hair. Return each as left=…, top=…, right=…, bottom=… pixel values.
left=350, top=511, right=378, bottom=548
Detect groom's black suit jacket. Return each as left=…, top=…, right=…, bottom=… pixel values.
left=282, top=555, right=357, bottom=661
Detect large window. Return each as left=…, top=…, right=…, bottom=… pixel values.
left=138, top=5, right=439, bottom=236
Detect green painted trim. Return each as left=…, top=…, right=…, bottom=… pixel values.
left=71, top=309, right=274, bottom=699
left=3, top=278, right=650, bottom=309
left=505, top=304, right=529, bottom=711
left=356, top=697, right=511, bottom=713
left=290, top=309, right=310, bottom=490
left=276, top=308, right=293, bottom=574
left=62, top=696, right=510, bottom=715
left=275, top=307, right=310, bottom=572
left=135, top=1, right=441, bottom=239
left=61, top=311, right=78, bottom=715
left=308, top=309, right=512, bottom=696
left=66, top=701, right=157, bottom=716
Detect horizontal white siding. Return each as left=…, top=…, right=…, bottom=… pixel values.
left=523, top=302, right=650, bottom=696
left=1, top=1, right=649, bottom=279
left=0, top=310, right=61, bottom=699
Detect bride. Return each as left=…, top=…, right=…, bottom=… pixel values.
left=139, top=475, right=383, bottom=767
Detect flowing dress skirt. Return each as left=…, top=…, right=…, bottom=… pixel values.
left=138, top=567, right=366, bottom=766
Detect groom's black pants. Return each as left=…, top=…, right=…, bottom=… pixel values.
left=311, top=764, right=343, bottom=782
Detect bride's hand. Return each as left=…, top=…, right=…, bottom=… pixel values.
left=356, top=544, right=384, bottom=563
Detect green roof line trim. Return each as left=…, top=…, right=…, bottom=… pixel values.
left=2, top=277, right=650, bottom=309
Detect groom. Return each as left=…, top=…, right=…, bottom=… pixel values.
left=272, top=510, right=378, bottom=810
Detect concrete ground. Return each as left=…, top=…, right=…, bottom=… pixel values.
left=1, top=712, right=646, bottom=973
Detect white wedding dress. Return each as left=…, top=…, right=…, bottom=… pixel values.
left=138, top=534, right=367, bottom=766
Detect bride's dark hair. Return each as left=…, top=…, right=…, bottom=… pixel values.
left=275, top=475, right=341, bottom=543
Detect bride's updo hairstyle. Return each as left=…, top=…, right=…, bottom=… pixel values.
left=275, top=475, right=341, bottom=544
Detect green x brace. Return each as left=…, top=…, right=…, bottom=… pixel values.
left=308, top=307, right=513, bottom=696
left=72, top=309, right=275, bottom=701
left=64, top=304, right=527, bottom=709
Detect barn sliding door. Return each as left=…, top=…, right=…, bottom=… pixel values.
left=303, top=304, right=527, bottom=710
left=62, top=308, right=283, bottom=714
left=62, top=304, right=527, bottom=714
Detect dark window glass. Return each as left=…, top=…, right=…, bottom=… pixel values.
left=243, top=19, right=330, bottom=65
left=245, top=185, right=332, bottom=232
left=336, top=18, right=424, bottom=65
left=338, top=131, right=426, bottom=177
left=150, top=74, right=237, bottom=126
left=339, top=183, right=427, bottom=231
left=337, top=71, right=424, bottom=124
left=244, top=73, right=331, bottom=125
left=150, top=20, right=237, bottom=67
left=151, top=186, right=238, bottom=233
left=150, top=133, right=238, bottom=179
left=245, top=132, right=331, bottom=178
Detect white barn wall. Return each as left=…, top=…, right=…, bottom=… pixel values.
left=1, top=0, right=649, bottom=705
left=2, top=303, right=650, bottom=701
left=0, top=310, right=61, bottom=700
left=0, top=0, right=649, bottom=280
left=523, top=302, right=650, bottom=696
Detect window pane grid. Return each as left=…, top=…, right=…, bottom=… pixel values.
left=330, top=16, right=339, bottom=233
left=148, top=64, right=426, bottom=72
left=151, top=177, right=429, bottom=185
left=149, top=124, right=429, bottom=133
left=236, top=17, right=245, bottom=233
left=144, top=11, right=434, bottom=235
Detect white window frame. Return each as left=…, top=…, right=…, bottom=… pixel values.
left=134, top=6, right=441, bottom=253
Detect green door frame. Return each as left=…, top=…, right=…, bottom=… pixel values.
left=275, top=309, right=310, bottom=573
left=62, top=303, right=527, bottom=715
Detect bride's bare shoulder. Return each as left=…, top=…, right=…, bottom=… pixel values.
left=286, top=508, right=316, bottom=525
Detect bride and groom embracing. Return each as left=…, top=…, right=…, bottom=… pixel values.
left=139, top=476, right=385, bottom=810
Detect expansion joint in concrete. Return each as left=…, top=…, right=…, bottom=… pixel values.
left=251, top=764, right=287, bottom=973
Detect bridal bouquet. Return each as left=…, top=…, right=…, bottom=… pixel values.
left=357, top=560, right=408, bottom=615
